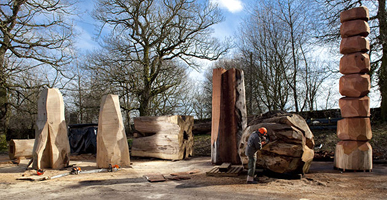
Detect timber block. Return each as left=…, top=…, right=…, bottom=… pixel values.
left=340, top=20, right=370, bottom=38
left=339, top=74, right=370, bottom=97
left=334, top=141, right=372, bottom=170
left=340, top=36, right=370, bottom=54
left=339, top=96, right=370, bottom=118
left=340, top=6, right=369, bottom=23
left=340, top=53, right=370, bottom=74
left=337, top=118, right=372, bottom=141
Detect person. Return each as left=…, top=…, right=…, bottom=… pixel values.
left=246, top=127, right=269, bottom=184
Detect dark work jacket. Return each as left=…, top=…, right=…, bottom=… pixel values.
left=246, top=131, right=262, bottom=158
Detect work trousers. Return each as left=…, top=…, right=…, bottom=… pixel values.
left=247, top=153, right=257, bottom=177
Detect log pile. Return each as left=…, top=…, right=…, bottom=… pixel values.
left=131, top=115, right=194, bottom=160
left=335, top=6, right=372, bottom=171
left=32, top=88, right=70, bottom=169
left=239, top=112, right=314, bottom=174
left=211, top=68, right=247, bottom=164
left=97, top=94, right=130, bottom=168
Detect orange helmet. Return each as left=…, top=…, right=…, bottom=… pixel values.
left=258, top=127, right=267, bottom=135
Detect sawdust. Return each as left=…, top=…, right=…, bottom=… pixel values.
left=0, top=155, right=386, bottom=199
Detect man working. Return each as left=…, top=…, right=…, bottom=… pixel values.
left=246, top=127, right=269, bottom=184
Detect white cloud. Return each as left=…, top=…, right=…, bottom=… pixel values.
left=210, top=0, right=243, bottom=13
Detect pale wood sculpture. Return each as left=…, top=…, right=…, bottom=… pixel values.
left=239, top=112, right=314, bottom=174
left=9, top=139, right=34, bottom=160
left=336, top=6, right=372, bottom=171
left=212, top=68, right=247, bottom=164
left=97, top=94, right=130, bottom=168
left=32, top=88, right=70, bottom=169
left=131, top=115, right=194, bottom=160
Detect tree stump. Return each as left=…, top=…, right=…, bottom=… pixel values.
left=9, top=139, right=34, bottom=160
left=32, top=88, right=70, bottom=169
left=96, top=94, right=130, bottom=168
left=131, top=115, right=194, bottom=160
left=211, top=68, right=247, bottom=164
left=239, top=112, right=314, bottom=174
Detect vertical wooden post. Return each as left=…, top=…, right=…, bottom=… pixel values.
left=97, top=94, right=130, bottom=168
left=211, top=68, right=247, bottom=164
left=335, top=6, right=372, bottom=171
left=32, top=88, right=70, bottom=169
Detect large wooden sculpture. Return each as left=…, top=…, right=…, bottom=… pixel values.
left=131, top=115, right=194, bottom=160
left=335, top=6, right=372, bottom=171
left=32, top=88, right=70, bottom=169
left=211, top=68, right=247, bottom=164
left=97, top=94, right=130, bottom=168
left=239, top=112, right=314, bottom=175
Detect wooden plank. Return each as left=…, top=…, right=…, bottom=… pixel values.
left=206, top=166, right=243, bottom=177
left=218, top=163, right=231, bottom=172
left=144, top=173, right=166, bottom=182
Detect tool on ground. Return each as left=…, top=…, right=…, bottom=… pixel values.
left=37, top=169, right=44, bottom=175
left=70, top=167, right=82, bottom=175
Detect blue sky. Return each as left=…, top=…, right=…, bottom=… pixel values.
left=73, top=0, right=248, bottom=53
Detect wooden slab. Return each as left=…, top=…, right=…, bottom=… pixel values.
left=340, top=6, right=369, bottom=23
left=206, top=166, right=243, bottom=177
left=218, top=163, right=231, bottom=172
left=339, top=96, right=370, bottom=118
left=340, top=53, right=370, bottom=74
left=144, top=173, right=166, bottom=182
left=340, top=36, right=370, bottom=54
left=340, top=20, right=370, bottom=38
left=339, top=74, right=370, bottom=97
left=337, top=118, right=372, bottom=141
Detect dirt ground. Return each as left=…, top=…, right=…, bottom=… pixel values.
left=0, top=154, right=386, bottom=200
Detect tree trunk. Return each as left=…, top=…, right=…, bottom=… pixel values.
left=378, top=0, right=387, bottom=122
left=97, top=94, right=130, bottom=168
left=9, top=139, right=34, bottom=160
left=131, top=115, right=194, bottom=160
left=211, top=68, right=247, bottom=164
left=32, top=88, right=70, bottom=169
left=334, top=141, right=372, bottom=171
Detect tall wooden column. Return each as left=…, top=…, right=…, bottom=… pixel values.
left=211, top=68, right=247, bottom=164
left=335, top=6, right=372, bottom=171
left=32, top=88, right=70, bottom=169
left=97, top=94, right=130, bottom=168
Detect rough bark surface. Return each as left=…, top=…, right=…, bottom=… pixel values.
left=239, top=112, right=314, bottom=174
left=97, top=94, right=130, bottom=168
left=32, top=88, right=70, bottom=169
left=132, top=115, right=194, bottom=160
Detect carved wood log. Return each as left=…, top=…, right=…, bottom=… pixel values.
left=212, top=68, right=247, bottom=164
left=339, top=96, right=370, bottom=118
left=339, top=74, right=370, bottom=97
left=340, top=20, right=370, bottom=38
left=132, top=115, right=194, bottom=160
left=9, top=139, right=34, bottom=160
left=334, top=141, right=372, bottom=170
left=337, top=118, right=372, bottom=141
left=97, top=94, right=130, bottom=168
left=340, top=6, right=369, bottom=23
left=32, top=88, right=70, bottom=169
left=239, top=113, right=314, bottom=174
left=340, top=53, right=370, bottom=74
left=340, top=36, right=370, bottom=54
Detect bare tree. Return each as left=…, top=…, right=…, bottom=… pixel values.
left=92, top=0, right=229, bottom=116
left=317, top=0, right=387, bottom=121
left=0, top=0, right=74, bottom=135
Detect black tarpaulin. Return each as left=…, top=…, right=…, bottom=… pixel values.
left=68, top=124, right=98, bottom=154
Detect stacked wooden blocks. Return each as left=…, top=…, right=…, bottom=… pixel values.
left=335, top=6, right=372, bottom=171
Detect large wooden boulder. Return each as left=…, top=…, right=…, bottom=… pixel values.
left=131, top=115, right=194, bottom=160
left=32, top=88, right=70, bottom=169
left=239, top=112, right=314, bottom=174
left=97, top=94, right=130, bottom=168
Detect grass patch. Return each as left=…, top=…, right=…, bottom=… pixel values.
left=0, top=134, right=7, bottom=153
left=193, top=134, right=211, bottom=157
